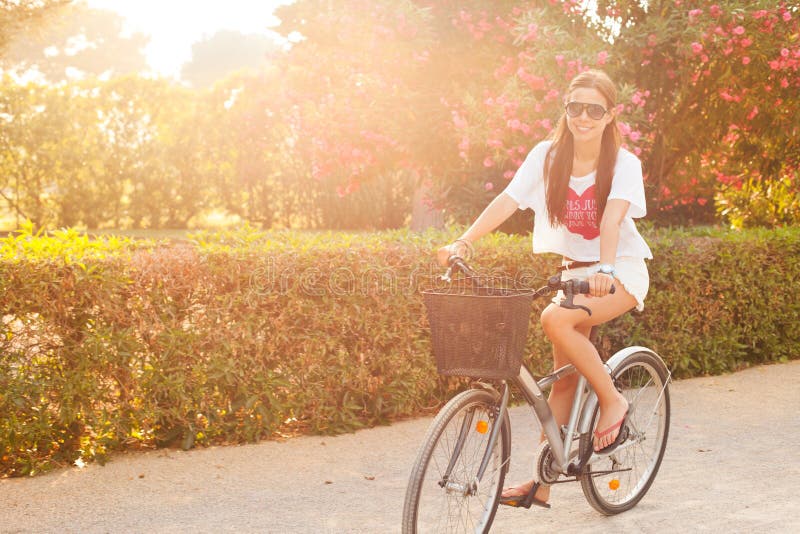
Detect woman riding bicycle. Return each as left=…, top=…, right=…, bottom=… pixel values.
left=437, top=69, right=652, bottom=509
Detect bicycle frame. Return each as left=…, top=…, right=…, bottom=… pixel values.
left=451, top=345, right=667, bottom=488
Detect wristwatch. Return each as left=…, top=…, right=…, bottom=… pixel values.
left=598, top=264, right=616, bottom=277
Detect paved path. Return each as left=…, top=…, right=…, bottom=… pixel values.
left=2, top=361, right=799, bottom=533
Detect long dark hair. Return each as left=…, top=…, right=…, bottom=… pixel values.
left=543, top=70, right=622, bottom=226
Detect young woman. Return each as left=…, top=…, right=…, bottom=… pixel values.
left=437, top=69, right=652, bottom=508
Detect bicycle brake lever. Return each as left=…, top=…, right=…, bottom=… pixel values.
left=440, top=265, right=454, bottom=283
left=559, top=281, right=592, bottom=316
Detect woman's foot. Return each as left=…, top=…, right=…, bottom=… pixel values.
left=593, top=394, right=630, bottom=452
left=500, top=480, right=550, bottom=504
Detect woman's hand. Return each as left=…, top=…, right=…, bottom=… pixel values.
left=588, top=272, right=615, bottom=298
left=436, top=239, right=472, bottom=267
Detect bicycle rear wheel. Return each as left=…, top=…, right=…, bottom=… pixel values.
left=402, top=388, right=510, bottom=534
left=580, top=351, right=671, bottom=515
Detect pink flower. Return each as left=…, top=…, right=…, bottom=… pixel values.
left=617, top=121, right=632, bottom=136
left=452, top=112, right=467, bottom=129
left=780, top=78, right=789, bottom=88
left=484, top=182, right=494, bottom=191
left=783, top=12, right=792, bottom=22
left=691, top=42, right=703, bottom=54
left=629, top=131, right=642, bottom=142
left=597, top=51, right=609, bottom=65
left=747, top=106, right=759, bottom=120
left=781, top=48, right=790, bottom=58
left=753, top=10, right=767, bottom=19
left=525, top=23, right=538, bottom=41
left=742, top=56, right=751, bottom=65
left=483, top=157, right=494, bottom=168
left=697, top=198, right=708, bottom=206
left=540, top=118, right=552, bottom=130
left=503, top=170, right=514, bottom=180
left=740, top=38, right=752, bottom=47
left=709, top=4, right=722, bottom=17
left=732, top=26, right=745, bottom=35
left=689, top=9, right=702, bottom=20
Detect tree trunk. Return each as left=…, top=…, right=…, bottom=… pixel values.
left=410, top=182, right=444, bottom=232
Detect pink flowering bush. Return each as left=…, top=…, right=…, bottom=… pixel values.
left=2, top=1, right=796, bottom=231
left=270, top=0, right=798, bottom=228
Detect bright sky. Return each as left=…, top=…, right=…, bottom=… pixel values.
left=85, top=0, right=292, bottom=78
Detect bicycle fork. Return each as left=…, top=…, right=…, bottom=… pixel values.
left=438, top=384, right=510, bottom=495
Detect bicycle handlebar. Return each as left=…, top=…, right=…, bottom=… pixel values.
left=443, top=256, right=614, bottom=316
left=442, top=254, right=476, bottom=282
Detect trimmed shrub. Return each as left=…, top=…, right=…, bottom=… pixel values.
left=1, top=224, right=798, bottom=476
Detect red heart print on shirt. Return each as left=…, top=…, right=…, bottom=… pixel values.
left=565, top=184, right=599, bottom=240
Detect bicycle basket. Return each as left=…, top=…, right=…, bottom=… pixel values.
left=423, top=284, right=534, bottom=379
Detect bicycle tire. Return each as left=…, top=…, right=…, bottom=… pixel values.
left=402, top=388, right=510, bottom=534
left=579, top=351, right=671, bottom=515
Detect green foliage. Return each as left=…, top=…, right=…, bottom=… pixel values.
left=0, top=0, right=69, bottom=55
left=1, top=224, right=798, bottom=477
left=716, top=171, right=800, bottom=229
left=2, top=2, right=148, bottom=82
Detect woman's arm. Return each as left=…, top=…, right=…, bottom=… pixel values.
left=437, top=192, right=519, bottom=266
left=589, top=198, right=630, bottom=296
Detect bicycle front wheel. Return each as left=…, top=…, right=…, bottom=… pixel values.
left=402, top=388, right=510, bottom=534
left=580, top=350, right=671, bottom=515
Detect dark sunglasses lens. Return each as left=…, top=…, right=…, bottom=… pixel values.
left=587, top=104, right=606, bottom=119
left=565, top=102, right=582, bottom=117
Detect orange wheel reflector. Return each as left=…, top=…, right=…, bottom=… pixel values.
left=476, top=420, right=489, bottom=434
left=609, top=479, right=620, bottom=490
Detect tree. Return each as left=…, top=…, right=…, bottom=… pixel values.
left=181, top=30, right=282, bottom=88
left=270, top=0, right=800, bottom=229
left=0, top=0, right=69, bottom=55
left=2, top=1, right=148, bottom=82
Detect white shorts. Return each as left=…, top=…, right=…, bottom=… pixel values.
left=555, top=257, right=650, bottom=312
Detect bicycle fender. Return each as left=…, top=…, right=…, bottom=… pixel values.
left=577, top=346, right=664, bottom=435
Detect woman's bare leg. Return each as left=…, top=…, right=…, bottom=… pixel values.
left=501, top=325, right=591, bottom=502
left=501, top=284, right=637, bottom=502
left=541, top=286, right=636, bottom=451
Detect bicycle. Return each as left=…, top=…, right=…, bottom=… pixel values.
left=402, top=256, right=671, bottom=533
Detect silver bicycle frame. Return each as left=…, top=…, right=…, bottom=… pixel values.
left=511, top=345, right=665, bottom=475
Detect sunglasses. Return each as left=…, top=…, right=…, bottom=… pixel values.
left=564, top=101, right=608, bottom=120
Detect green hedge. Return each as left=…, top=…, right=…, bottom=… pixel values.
left=1, top=225, right=798, bottom=476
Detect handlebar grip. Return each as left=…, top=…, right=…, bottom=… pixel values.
left=576, top=281, right=616, bottom=294
left=448, top=255, right=476, bottom=277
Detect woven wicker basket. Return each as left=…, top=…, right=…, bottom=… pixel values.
left=423, top=285, right=534, bottom=379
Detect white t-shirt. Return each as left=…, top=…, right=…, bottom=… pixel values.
left=504, top=140, right=653, bottom=261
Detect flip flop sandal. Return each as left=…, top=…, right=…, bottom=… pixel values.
left=499, top=481, right=551, bottom=509
left=594, top=409, right=630, bottom=455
